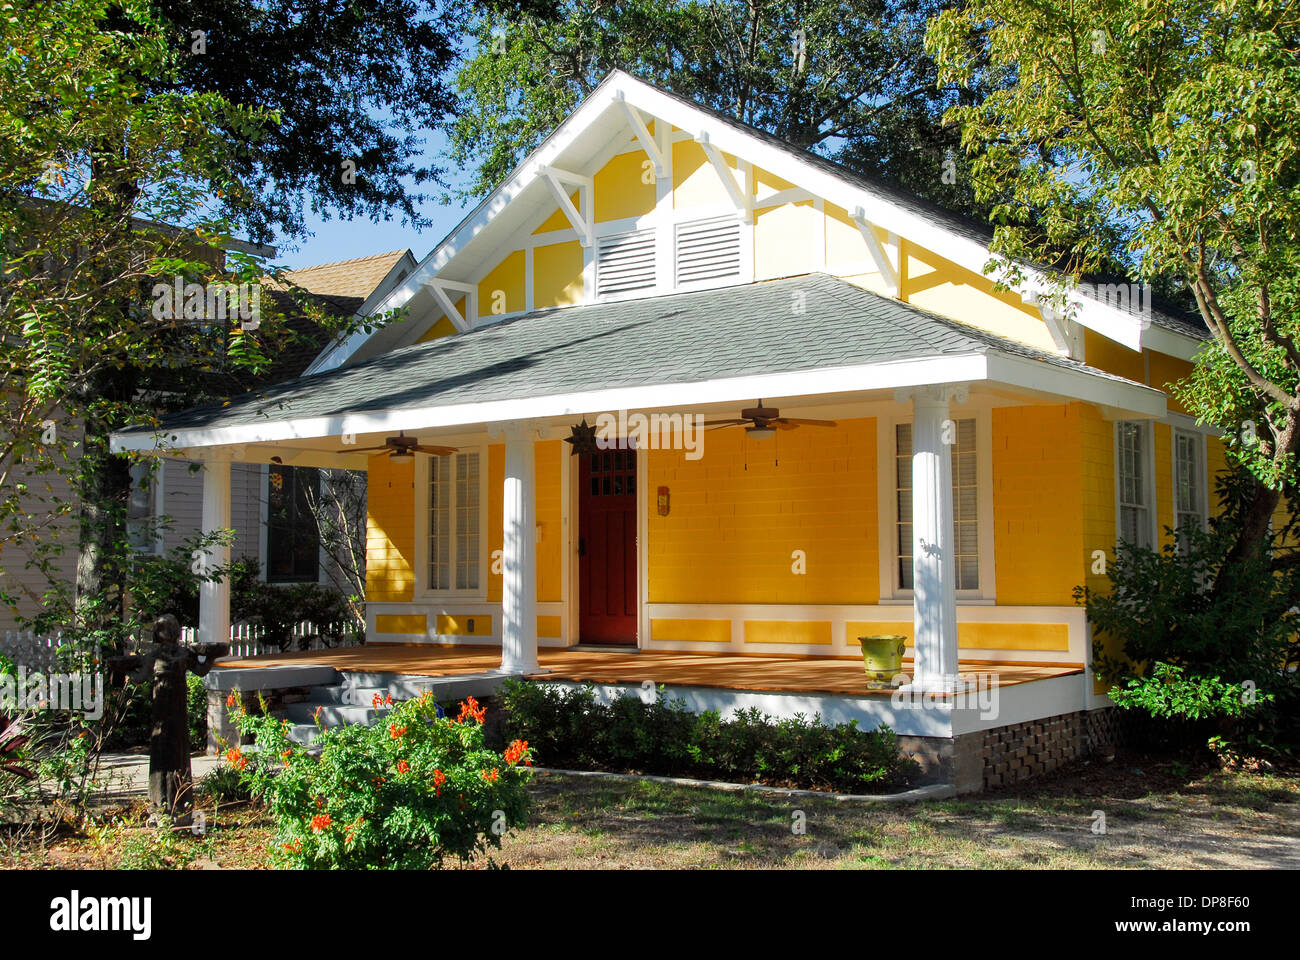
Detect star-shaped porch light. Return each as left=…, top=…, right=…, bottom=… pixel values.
left=564, top=417, right=600, bottom=457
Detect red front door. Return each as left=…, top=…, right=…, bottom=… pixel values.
left=578, top=447, right=637, bottom=645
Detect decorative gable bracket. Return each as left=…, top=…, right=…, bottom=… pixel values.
left=695, top=131, right=751, bottom=223
left=426, top=277, right=477, bottom=333
left=617, top=95, right=667, bottom=178
left=539, top=165, right=594, bottom=247
left=851, top=208, right=900, bottom=298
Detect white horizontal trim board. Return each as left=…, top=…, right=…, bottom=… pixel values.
left=644, top=602, right=1090, bottom=666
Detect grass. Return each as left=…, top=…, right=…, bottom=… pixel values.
left=4, top=752, right=1297, bottom=870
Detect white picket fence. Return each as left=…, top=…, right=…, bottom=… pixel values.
left=1, top=619, right=364, bottom=669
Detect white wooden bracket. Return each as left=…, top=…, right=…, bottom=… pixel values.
left=852, top=208, right=900, bottom=297
left=539, top=165, right=594, bottom=247
left=426, top=277, right=477, bottom=333
left=617, top=96, right=666, bottom=178
left=696, top=132, right=750, bottom=222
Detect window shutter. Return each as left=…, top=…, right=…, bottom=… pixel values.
left=595, top=229, right=656, bottom=296
left=675, top=217, right=741, bottom=285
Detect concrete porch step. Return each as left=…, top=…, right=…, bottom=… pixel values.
left=284, top=703, right=390, bottom=726
left=307, top=684, right=391, bottom=706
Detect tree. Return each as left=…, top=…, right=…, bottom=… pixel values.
left=448, top=0, right=993, bottom=218
left=925, top=0, right=1300, bottom=567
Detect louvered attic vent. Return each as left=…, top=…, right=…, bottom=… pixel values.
left=675, top=217, right=741, bottom=285
left=595, top=229, right=656, bottom=297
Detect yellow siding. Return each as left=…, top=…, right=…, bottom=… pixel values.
left=651, top=618, right=732, bottom=644
left=1154, top=423, right=1174, bottom=550
left=417, top=313, right=459, bottom=343
left=647, top=417, right=878, bottom=604
left=594, top=151, right=657, bottom=222
left=375, top=614, right=427, bottom=634
left=478, top=250, right=525, bottom=317
left=847, top=621, right=1070, bottom=652
left=1147, top=351, right=1194, bottom=415
left=535, top=190, right=579, bottom=234
left=901, top=239, right=1057, bottom=353
left=992, top=405, right=1085, bottom=605
left=753, top=200, right=817, bottom=278
left=532, top=241, right=583, bottom=309
left=487, top=443, right=504, bottom=603
left=745, top=620, right=832, bottom=645
left=1078, top=403, right=1119, bottom=693
left=538, top=615, right=562, bottom=639
left=535, top=439, right=563, bottom=602
left=673, top=140, right=737, bottom=209
left=365, top=454, right=416, bottom=602
left=1084, top=329, right=1145, bottom=382
left=436, top=614, right=492, bottom=636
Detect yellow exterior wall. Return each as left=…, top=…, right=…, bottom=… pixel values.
left=535, top=190, right=578, bottom=234
left=436, top=614, right=492, bottom=636
left=365, top=454, right=416, bottom=602
left=651, top=618, right=732, bottom=644
left=992, top=405, right=1086, bottom=605
left=846, top=621, right=1071, bottom=652
left=753, top=200, right=817, bottom=279
left=417, top=313, right=459, bottom=344
left=745, top=620, right=833, bottom=645
left=673, top=140, right=738, bottom=209
left=535, top=439, right=563, bottom=602
left=532, top=241, right=583, bottom=309
left=594, top=150, right=657, bottom=222
left=647, top=417, right=878, bottom=604
left=901, top=239, right=1057, bottom=353
left=1084, top=329, right=1145, bottom=382
left=375, top=614, right=427, bottom=634
left=478, top=250, right=525, bottom=317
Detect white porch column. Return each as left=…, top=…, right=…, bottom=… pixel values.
left=909, top=387, right=962, bottom=691
left=499, top=424, right=539, bottom=674
left=198, top=457, right=232, bottom=647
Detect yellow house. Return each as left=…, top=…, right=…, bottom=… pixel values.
left=113, top=72, right=1222, bottom=790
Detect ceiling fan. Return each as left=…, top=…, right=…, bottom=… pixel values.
left=335, top=431, right=457, bottom=462
left=703, top=401, right=837, bottom=439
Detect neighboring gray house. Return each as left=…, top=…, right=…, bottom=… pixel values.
left=1, top=248, right=417, bottom=631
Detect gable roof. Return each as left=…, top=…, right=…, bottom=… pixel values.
left=282, top=250, right=412, bottom=315
left=307, top=70, right=1204, bottom=375
left=115, top=273, right=1164, bottom=451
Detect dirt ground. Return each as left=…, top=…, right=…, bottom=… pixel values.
left=4, top=750, right=1297, bottom=870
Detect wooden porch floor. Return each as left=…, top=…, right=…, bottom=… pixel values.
left=219, top=645, right=1083, bottom=698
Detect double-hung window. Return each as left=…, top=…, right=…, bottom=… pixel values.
left=428, top=451, right=481, bottom=592
left=1116, top=421, right=1155, bottom=549
left=895, top=418, right=980, bottom=591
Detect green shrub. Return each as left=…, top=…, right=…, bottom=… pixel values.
left=500, top=680, right=910, bottom=792
left=1078, top=472, right=1300, bottom=753
left=187, top=673, right=207, bottom=752
left=231, top=693, right=531, bottom=868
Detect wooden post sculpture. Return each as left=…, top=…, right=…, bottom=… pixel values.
left=110, top=615, right=229, bottom=825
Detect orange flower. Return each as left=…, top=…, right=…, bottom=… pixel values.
left=504, top=739, right=531, bottom=766
left=372, top=692, right=393, bottom=708
left=282, top=840, right=302, bottom=854
left=456, top=696, right=486, bottom=725
left=432, top=769, right=446, bottom=796
left=225, top=747, right=248, bottom=771
left=310, top=814, right=331, bottom=833
left=225, top=692, right=239, bottom=709
left=397, top=759, right=410, bottom=774
left=388, top=723, right=407, bottom=739
left=373, top=776, right=387, bottom=788
left=481, top=767, right=499, bottom=783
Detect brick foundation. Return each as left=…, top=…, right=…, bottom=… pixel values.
left=901, top=707, right=1118, bottom=793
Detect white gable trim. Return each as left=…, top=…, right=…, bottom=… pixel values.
left=308, top=70, right=1168, bottom=373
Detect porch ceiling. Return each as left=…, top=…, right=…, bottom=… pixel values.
left=111, top=272, right=1165, bottom=455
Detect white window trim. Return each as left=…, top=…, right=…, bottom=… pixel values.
left=1171, top=427, right=1210, bottom=534
left=260, top=463, right=327, bottom=585
left=877, top=407, right=996, bottom=604
left=415, top=446, right=490, bottom=600
left=127, top=460, right=165, bottom=556
left=1114, top=420, right=1159, bottom=550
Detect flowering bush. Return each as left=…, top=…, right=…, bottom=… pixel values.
left=230, top=694, right=531, bottom=868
